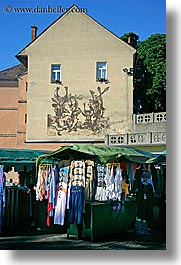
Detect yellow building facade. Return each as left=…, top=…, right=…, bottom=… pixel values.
left=16, top=6, right=136, bottom=145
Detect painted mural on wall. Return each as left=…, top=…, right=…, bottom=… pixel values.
left=47, top=86, right=110, bottom=137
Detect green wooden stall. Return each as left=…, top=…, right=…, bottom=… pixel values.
left=36, top=144, right=154, bottom=241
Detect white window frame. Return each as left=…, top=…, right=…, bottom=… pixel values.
left=96, top=62, right=107, bottom=80
left=51, top=64, right=61, bottom=83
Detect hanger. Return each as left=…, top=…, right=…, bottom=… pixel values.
left=106, top=162, right=120, bottom=168
left=39, top=164, right=53, bottom=169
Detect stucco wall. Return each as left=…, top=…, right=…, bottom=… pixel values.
left=19, top=10, right=135, bottom=141
left=0, top=87, right=18, bottom=148
left=17, top=73, right=27, bottom=133
left=0, top=136, right=17, bottom=148
left=0, top=87, right=18, bottom=108
left=15, top=73, right=27, bottom=148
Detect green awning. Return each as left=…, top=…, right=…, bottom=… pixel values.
left=36, top=144, right=154, bottom=165
left=146, top=149, right=166, bottom=164
left=0, top=148, right=51, bottom=164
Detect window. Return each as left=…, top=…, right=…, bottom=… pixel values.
left=25, top=114, right=27, bottom=124
left=51, top=64, right=61, bottom=83
left=96, top=62, right=107, bottom=81
left=25, top=82, right=28, bottom=92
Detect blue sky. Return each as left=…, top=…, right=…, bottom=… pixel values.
left=0, top=0, right=166, bottom=71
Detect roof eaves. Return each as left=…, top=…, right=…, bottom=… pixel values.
left=15, top=54, right=28, bottom=67
left=0, top=78, right=17, bottom=81
left=17, top=71, right=28, bottom=78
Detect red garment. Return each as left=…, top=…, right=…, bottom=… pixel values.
left=133, top=163, right=138, bottom=175
left=46, top=190, right=53, bottom=226
left=120, top=162, right=127, bottom=171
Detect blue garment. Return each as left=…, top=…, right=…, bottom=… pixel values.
left=49, top=176, right=54, bottom=217
left=52, top=165, right=59, bottom=208
left=59, top=167, right=69, bottom=183
left=0, top=183, right=3, bottom=234
left=69, top=186, right=84, bottom=225
left=141, top=169, right=155, bottom=192
left=127, top=162, right=134, bottom=182
left=0, top=165, right=4, bottom=176
left=0, top=165, right=5, bottom=234
left=54, top=165, right=59, bottom=185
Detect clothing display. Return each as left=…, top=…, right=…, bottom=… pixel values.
left=84, top=160, right=95, bottom=201
left=136, top=180, right=154, bottom=227
left=70, top=160, right=85, bottom=187
left=0, top=144, right=166, bottom=242
left=141, top=168, right=155, bottom=192
left=121, top=179, right=129, bottom=198
left=35, top=160, right=92, bottom=227
left=156, top=166, right=166, bottom=194
left=95, top=164, right=107, bottom=201
left=0, top=149, right=166, bottom=241
left=35, top=164, right=68, bottom=226
left=4, top=166, right=19, bottom=184
left=0, top=165, right=5, bottom=234
left=95, top=163, right=128, bottom=211
left=69, top=185, right=84, bottom=225
left=33, top=159, right=165, bottom=232
left=54, top=167, right=69, bottom=225
left=0, top=183, right=3, bottom=234
left=68, top=161, right=86, bottom=224
left=136, top=167, right=154, bottom=227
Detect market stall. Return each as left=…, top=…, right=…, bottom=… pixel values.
left=0, top=148, right=50, bottom=234
left=145, top=150, right=166, bottom=229
left=35, top=144, right=154, bottom=241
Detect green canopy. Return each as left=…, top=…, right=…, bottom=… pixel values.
left=0, top=148, right=51, bottom=164
left=36, top=144, right=154, bottom=165
left=146, top=149, right=166, bottom=164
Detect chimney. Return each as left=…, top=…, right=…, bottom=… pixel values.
left=31, top=25, right=38, bottom=41
left=127, top=36, right=131, bottom=44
